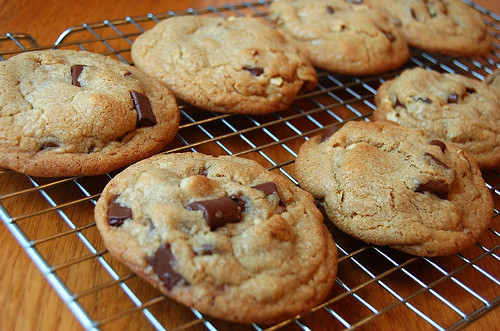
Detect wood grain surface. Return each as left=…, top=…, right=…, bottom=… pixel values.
left=0, top=1, right=499, bottom=330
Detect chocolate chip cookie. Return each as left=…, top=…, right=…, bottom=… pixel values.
left=94, top=152, right=337, bottom=324
left=373, top=67, right=500, bottom=169
left=269, top=0, right=410, bottom=75
left=131, top=16, right=317, bottom=114
left=295, top=120, right=494, bottom=256
left=364, top=0, right=492, bottom=57
left=0, top=50, right=180, bottom=177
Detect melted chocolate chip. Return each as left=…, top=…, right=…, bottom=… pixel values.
left=107, top=195, right=132, bottom=227
left=186, top=197, right=242, bottom=230
left=424, top=152, right=450, bottom=170
left=430, top=140, right=447, bottom=153
left=71, top=65, right=85, bottom=87
left=243, top=66, right=264, bottom=77
left=327, top=5, right=335, bottom=14
left=466, top=87, right=476, bottom=94
left=416, top=179, right=449, bottom=199
left=130, top=91, right=157, bottom=127
left=447, top=93, right=459, bottom=104
left=321, top=125, right=341, bottom=142
left=146, top=243, right=184, bottom=290
left=252, top=182, right=279, bottom=196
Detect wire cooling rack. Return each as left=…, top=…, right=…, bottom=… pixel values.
left=0, top=1, right=499, bottom=330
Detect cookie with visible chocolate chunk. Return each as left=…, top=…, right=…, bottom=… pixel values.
left=295, top=120, right=493, bottom=256
left=131, top=15, right=317, bottom=114
left=269, top=0, right=410, bottom=75
left=0, top=49, right=179, bottom=177
left=94, top=152, right=337, bottom=324
left=373, top=67, right=500, bottom=169
left=364, top=0, right=492, bottom=57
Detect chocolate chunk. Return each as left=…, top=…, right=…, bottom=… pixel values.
left=146, top=243, right=184, bottom=290
left=430, top=140, right=446, bottom=153
left=243, top=66, right=264, bottom=77
left=71, top=65, right=84, bottom=87
left=107, top=195, right=132, bottom=227
left=130, top=91, right=157, bottom=127
left=416, top=179, right=449, bottom=199
left=447, top=93, right=458, bottom=104
left=321, top=125, right=341, bottom=142
left=409, top=7, right=417, bottom=20
left=252, top=182, right=279, bottom=196
left=326, top=5, right=335, bottom=14
left=186, top=197, right=242, bottom=230
left=466, top=87, right=476, bottom=94
left=424, top=152, right=450, bottom=170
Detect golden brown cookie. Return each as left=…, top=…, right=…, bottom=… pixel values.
left=373, top=67, right=500, bottom=169
left=364, top=0, right=492, bottom=57
left=131, top=16, right=317, bottom=114
left=295, top=121, right=493, bottom=256
left=94, top=152, right=337, bottom=324
left=0, top=50, right=179, bottom=177
left=269, top=0, right=410, bottom=75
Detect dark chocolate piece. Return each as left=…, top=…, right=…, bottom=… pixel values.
left=425, top=152, right=450, bottom=170
left=430, top=140, right=446, bottom=153
left=130, top=91, right=157, bottom=127
left=242, top=66, right=264, bottom=77
left=71, top=65, right=84, bottom=87
left=252, top=182, right=279, bottom=196
left=447, top=93, right=458, bottom=104
left=416, top=179, right=449, bottom=199
left=108, top=195, right=132, bottom=227
left=146, top=243, right=184, bottom=290
left=466, top=87, right=476, bottom=94
left=321, top=125, right=341, bottom=142
left=186, top=197, right=242, bottom=230
left=326, top=5, right=334, bottom=14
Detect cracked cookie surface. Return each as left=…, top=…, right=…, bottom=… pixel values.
left=295, top=121, right=493, bottom=256
left=364, top=0, right=492, bottom=57
left=94, top=152, right=337, bottom=324
left=373, top=67, right=500, bottom=169
left=269, top=0, right=409, bottom=75
left=0, top=50, right=179, bottom=177
left=131, top=16, right=317, bottom=114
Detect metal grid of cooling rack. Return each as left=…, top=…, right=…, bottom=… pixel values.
left=0, top=1, right=499, bottom=330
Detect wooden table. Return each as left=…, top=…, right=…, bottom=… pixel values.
left=0, top=1, right=499, bottom=330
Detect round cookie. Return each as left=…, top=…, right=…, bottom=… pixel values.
left=364, top=0, right=492, bottom=57
left=94, top=152, right=337, bottom=324
left=0, top=49, right=180, bottom=177
left=131, top=16, right=317, bottom=114
left=269, top=0, right=410, bottom=76
left=373, top=67, right=500, bottom=169
left=295, top=120, right=494, bottom=256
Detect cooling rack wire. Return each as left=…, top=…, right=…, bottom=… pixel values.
left=0, top=1, right=499, bottom=330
